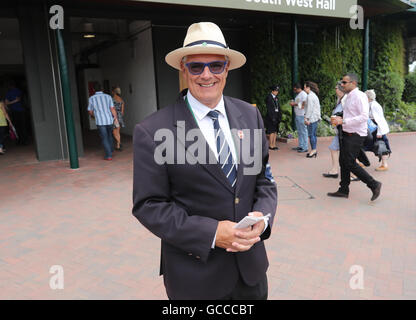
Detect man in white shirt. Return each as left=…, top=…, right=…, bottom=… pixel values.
left=290, top=83, right=308, bottom=152
left=329, top=73, right=381, bottom=201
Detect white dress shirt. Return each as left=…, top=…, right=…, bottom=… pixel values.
left=185, top=91, right=268, bottom=248
left=186, top=91, right=237, bottom=165
left=271, top=93, right=279, bottom=111
left=342, top=87, right=369, bottom=137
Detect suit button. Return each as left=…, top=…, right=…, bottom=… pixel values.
left=235, top=197, right=240, bottom=204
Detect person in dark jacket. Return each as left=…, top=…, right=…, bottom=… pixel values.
left=265, top=85, right=282, bottom=150
left=132, top=22, right=277, bottom=300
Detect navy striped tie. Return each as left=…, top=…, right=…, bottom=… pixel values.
left=207, top=110, right=237, bottom=188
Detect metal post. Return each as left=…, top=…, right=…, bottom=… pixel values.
left=362, top=18, right=370, bottom=91
left=55, top=28, right=79, bottom=169
left=291, top=16, right=299, bottom=129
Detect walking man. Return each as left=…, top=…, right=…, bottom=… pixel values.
left=328, top=73, right=382, bottom=201
left=88, top=83, right=119, bottom=160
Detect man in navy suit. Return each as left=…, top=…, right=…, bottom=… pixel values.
left=132, top=22, right=277, bottom=300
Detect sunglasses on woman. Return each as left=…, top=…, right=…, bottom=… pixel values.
left=185, top=61, right=228, bottom=75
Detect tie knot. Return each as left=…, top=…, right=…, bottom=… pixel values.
left=207, top=110, right=220, bottom=121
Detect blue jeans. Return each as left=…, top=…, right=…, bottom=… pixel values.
left=295, top=115, right=308, bottom=150
left=307, top=121, right=319, bottom=150
left=97, top=125, right=114, bottom=158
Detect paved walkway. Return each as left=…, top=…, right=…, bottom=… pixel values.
left=0, top=132, right=415, bottom=299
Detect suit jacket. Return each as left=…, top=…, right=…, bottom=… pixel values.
left=132, top=90, right=277, bottom=300
left=265, top=93, right=282, bottom=125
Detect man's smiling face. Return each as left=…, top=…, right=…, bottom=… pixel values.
left=181, top=54, right=229, bottom=109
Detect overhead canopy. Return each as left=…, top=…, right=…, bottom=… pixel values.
left=135, top=0, right=358, bottom=19
left=358, top=0, right=413, bottom=16
left=380, top=0, right=416, bottom=37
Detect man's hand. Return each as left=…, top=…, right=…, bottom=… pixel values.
left=331, top=116, right=343, bottom=126
left=215, top=219, right=261, bottom=253
left=215, top=212, right=266, bottom=253
left=228, top=212, right=266, bottom=252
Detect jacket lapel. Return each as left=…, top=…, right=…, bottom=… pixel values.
left=173, top=94, right=234, bottom=194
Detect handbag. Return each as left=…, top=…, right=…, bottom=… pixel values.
left=373, top=139, right=389, bottom=161
left=9, top=124, right=18, bottom=141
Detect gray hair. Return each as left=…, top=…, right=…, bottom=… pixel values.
left=335, top=81, right=345, bottom=92
left=365, top=89, right=376, bottom=101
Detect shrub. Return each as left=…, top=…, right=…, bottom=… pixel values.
left=403, top=72, right=416, bottom=103
left=396, top=119, right=407, bottom=128
left=368, top=71, right=405, bottom=112
left=397, top=101, right=416, bottom=118
left=389, top=123, right=403, bottom=132
left=406, top=119, right=416, bottom=131
left=317, top=120, right=334, bottom=137
left=278, top=101, right=295, bottom=137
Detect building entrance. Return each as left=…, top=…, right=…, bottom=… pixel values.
left=0, top=18, right=35, bottom=161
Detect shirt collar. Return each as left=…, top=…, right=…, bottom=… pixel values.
left=186, top=90, right=225, bottom=121
left=95, top=91, right=104, bottom=95
left=271, top=93, right=276, bottom=99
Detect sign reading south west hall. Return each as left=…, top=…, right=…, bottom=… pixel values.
left=137, top=0, right=357, bottom=19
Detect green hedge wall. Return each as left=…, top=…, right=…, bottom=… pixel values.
left=248, top=19, right=407, bottom=136
left=249, top=27, right=292, bottom=114
left=403, top=72, right=416, bottom=103
left=298, top=25, right=363, bottom=117
left=249, top=26, right=293, bottom=134
left=368, top=20, right=406, bottom=113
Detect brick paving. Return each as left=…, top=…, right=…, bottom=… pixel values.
left=0, top=132, right=415, bottom=300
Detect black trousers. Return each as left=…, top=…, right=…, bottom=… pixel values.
left=167, top=274, right=268, bottom=300
left=339, top=132, right=378, bottom=194
left=10, top=110, right=28, bottom=144
left=0, top=126, right=7, bottom=147
left=219, top=274, right=268, bottom=300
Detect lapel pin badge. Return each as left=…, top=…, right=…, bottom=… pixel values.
left=238, top=130, right=244, bottom=140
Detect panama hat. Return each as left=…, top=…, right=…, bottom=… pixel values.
left=165, top=22, right=246, bottom=71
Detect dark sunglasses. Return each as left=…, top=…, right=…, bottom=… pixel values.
left=185, top=61, right=228, bottom=75
left=341, top=80, right=352, bottom=85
